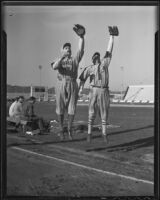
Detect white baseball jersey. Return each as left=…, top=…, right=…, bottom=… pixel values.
left=52, top=45, right=84, bottom=115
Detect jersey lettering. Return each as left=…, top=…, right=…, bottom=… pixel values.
left=62, top=60, right=72, bottom=70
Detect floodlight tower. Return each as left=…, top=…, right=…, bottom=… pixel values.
left=38, top=65, right=43, bottom=101
left=38, top=65, right=42, bottom=87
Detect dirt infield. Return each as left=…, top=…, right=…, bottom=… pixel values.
left=6, top=102, right=154, bottom=197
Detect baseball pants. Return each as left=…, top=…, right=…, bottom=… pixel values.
left=55, top=78, right=79, bottom=115
left=88, top=87, right=110, bottom=135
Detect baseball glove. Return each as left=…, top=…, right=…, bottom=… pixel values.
left=73, top=24, right=85, bottom=37
left=108, top=26, right=119, bottom=36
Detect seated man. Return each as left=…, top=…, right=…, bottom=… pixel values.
left=23, top=96, right=50, bottom=134
left=7, top=96, right=25, bottom=132
left=8, top=96, right=24, bottom=124
left=7, top=99, right=13, bottom=117
left=9, top=97, right=19, bottom=117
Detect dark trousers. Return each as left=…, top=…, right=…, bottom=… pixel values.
left=29, top=116, right=47, bottom=131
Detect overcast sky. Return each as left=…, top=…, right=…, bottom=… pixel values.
left=3, top=5, right=158, bottom=91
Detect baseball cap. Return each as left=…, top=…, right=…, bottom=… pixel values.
left=92, top=52, right=100, bottom=60
left=18, top=96, right=24, bottom=100
left=28, top=96, right=36, bottom=101
left=63, top=42, right=71, bottom=49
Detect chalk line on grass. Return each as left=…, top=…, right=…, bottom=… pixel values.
left=12, top=146, right=154, bottom=185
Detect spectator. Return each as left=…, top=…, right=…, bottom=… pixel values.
left=8, top=96, right=25, bottom=125
left=9, top=97, right=19, bottom=117
left=7, top=99, right=13, bottom=116
left=23, top=96, right=50, bottom=134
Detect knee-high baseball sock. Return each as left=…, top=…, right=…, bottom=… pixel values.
left=68, top=114, right=74, bottom=140
left=57, top=114, right=65, bottom=140
left=68, top=114, right=74, bottom=131
left=102, top=124, right=107, bottom=135
left=87, top=115, right=95, bottom=142
left=102, top=124, right=109, bottom=143
left=57, top=114, right=64, bottom=131
left=88, top=124, right=92, bottom=134
left=88, top=115, right=95, bottom=134
left=87, top=123, right=93, bottom=143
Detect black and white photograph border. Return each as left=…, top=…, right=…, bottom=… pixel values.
left=1, top=1, right=160, bottom=200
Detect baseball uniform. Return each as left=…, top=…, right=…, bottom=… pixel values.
left=79, top=34, right=115, bottom=142
left=51, top=35, right=85, bottom=140
left=79, top=53, right=111, bottom=129
left=52, top=45, right=84, bottom=115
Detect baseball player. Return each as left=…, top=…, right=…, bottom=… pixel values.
left=79, top=26, right=119, bottom=143
left=51, top=24, right=85, bottom=140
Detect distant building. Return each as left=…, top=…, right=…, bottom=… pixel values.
left=123, top=85, right=154, bottom=103
left=7, top=85, right=50, bottom=101
left=30, top=85, right=49, bottom=101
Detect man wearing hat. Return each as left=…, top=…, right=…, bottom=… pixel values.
left=79, top=26, right=119, bottom=143
left=51, top=24, right=85, bottom=140
left=23, top=96, right=50, bottom=134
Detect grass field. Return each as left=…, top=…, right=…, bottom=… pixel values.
left=6, top=102, right=154, bottom=197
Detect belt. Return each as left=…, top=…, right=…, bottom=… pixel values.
left=92, top=85, right=109, bottom=89
left=64, top=77, right=76, bottom=81
left=58, top=75, right=76, bottom=82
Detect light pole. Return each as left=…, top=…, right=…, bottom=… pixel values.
left=120, top=66, right=124, bottom=100
left=38, top=65, right=42, bottom=87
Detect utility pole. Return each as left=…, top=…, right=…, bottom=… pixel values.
left=38, top=65, right=42, bottom=101
left=38, top=65, right=42, bottom=87
left=120, top=66, right=124, bottom=100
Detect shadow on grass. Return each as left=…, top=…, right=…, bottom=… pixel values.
left=109, top=124, right=154, bottom=136
left=86, top=136, right=154, bottom=152
left=7, top=124, right=154, bottom=149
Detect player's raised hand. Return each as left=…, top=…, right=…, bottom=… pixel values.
left=73, top=24, right=86, bottom=38
left=108, top=26, right=119, bottom=36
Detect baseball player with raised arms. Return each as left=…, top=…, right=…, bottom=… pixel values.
left=51, top=24, right=85, bottom=140
left=79, top=26, right=119, bottom=143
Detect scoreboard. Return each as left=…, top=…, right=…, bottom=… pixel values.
left=30, top=86, right=48, bottom=101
